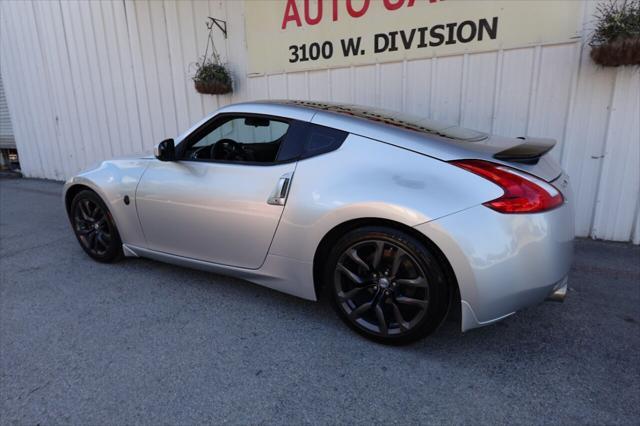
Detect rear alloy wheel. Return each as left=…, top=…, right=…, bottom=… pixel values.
left=70, top=190, right=122, bottom=262
left=326, top=227, right=451, bottom=344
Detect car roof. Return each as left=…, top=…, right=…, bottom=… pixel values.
left=218, top=100, right=487, bottom=143
left=210, top=99, right=558, bottom=172
left=183, top=100, right=559, bottom=181
left=215, top=100, right=510, bottom=161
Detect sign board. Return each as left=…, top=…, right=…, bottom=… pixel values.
left=244, top=0, right=582, bottom=75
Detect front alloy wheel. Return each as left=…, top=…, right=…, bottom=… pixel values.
left=326, top=227, right=451, bottom=344
left=70, top=190, right=122, bottom=262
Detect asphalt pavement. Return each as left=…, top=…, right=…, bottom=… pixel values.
left=1, top=177, right=639, bottom=425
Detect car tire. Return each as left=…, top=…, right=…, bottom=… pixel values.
left=70, top=189, right=123, bottom=263
left=325, top=226, right=452, bottom=345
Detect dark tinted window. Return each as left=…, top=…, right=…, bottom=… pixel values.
left=277, top=122, right=348, bottom=162
left=303, top=124, right=347, bottom=157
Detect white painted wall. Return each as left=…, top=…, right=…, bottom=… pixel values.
left=0, top=0, right=638, bottom=243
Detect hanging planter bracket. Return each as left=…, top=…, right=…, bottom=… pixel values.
left=207, top=17, right=227, bottom=39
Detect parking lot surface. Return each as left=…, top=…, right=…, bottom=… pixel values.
left=1, top=177, right=639, bottom=425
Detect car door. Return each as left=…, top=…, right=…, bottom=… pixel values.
left=135, top=114, right=298, bottom=269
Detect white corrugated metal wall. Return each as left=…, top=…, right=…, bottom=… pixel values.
left=0, top=0, right=638, bottom=243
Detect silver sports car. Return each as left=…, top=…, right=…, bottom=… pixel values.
left=64, top=101, right=574, bottom=344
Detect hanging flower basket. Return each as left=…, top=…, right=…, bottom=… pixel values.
left=589, top=0, right=640, bottom=67
left=194, top=80, right=233, bottom=95
left=191, top=17, right=233, bottom=95
left=590, top=37, right=640, bottom=66
left=193, top=62, right=233, bottom=95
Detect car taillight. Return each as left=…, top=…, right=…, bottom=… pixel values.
left=449, top=159, right=563, bottom=213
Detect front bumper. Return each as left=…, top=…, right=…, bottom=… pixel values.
left=414, top=198, right=574, bottom=331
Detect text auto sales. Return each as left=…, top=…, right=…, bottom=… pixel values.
left=287, top=17, right=498, bottom=64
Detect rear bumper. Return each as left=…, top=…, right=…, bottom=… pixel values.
left=414, top=199, right=574, bottom=331
left=546, top=276, right=568, bottom=302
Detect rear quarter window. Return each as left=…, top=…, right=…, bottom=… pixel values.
left=277, top=122, right=348, bottom=162
left=302, top=125, right=348, bottom=157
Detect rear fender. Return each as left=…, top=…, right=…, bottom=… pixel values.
left=269, top=134, right=503, bottom=262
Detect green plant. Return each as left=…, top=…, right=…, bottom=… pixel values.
left=589, top=0, right=640, bottom=66
left=589, top=0, right=640, bottom=46
left=193, top=58, right=232, bottom=85
left=192, top=57, right=232, bottom=95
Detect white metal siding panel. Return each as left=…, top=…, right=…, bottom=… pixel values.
left=267, top=74, right=288, bottom=99
left=527, top=44, right=578, bottom=162
left=3, top=1, right=46, bottom=177
left=492, top=47, right=535, bottom=138
left=432, top=56, right=464, bottom=124
left=286, top=72, right=310, bottom=100
left=562, top=44, right=617, bottom=237
left=461, top=51, right=498, bottom=133
left=59, top=0, right=106, bottom=167
left=0, top=0, right=638, bottom=243
left=591, top=67, right=640, bottom=241
left=353, top=65, right=376, bottom=106
left=0, top=3, right=31, bottom=166
left=192, top=1, right=219, bottom=116
left=110, top=0, right=145, bottom=153
left=330, top=67, right=353, bottom=104
left=404, top=59, right=432, bottom=117
left=248, top=75, right=268, bottom=100
left=224, top=0, right=250, bottom=103
left=172, top=1, right=204, bottom=127
left=88, top=1, right=122, bottom=158
left=308, top=70, right=331, bottom=102
left=379, top=62, right=403, bottom=112
left=31, top=1, right=73, bottom=177
left=164, top=0, right=191, bottom=134
left=132, top=1, right=171, bottom=144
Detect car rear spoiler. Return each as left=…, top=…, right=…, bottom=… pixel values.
left=493, top=137, right=556, bottom=164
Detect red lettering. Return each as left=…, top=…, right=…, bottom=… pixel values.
left=346, top=0, right=370, bottom=18
left=383, top=0, right=405, bottom=10
left=281, top=0, right=302, bottom=29
left=282, top=0, right=439, bottom=29
left=304, top=0, right=322, bottom=25
left=407, top=0, right=442, bottom=5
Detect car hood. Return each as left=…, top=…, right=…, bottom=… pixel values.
left=122, top=149, right=154, bottom=160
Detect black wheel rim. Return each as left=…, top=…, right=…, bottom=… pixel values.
left=334, top=240, right=429, bottom=337
left=73, top=198, right=113, bottom=256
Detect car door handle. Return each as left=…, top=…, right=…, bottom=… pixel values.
left=267, top=172, right=293, bottom=206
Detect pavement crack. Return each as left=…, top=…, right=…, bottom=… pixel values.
left=26, top=380, right=51, bottom=398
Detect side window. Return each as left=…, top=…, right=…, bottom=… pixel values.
left=276, top=122, right=349, bottom=162
left=303, top=124, right=348, bottom=157
left=184, top=116, right=289, bottom=163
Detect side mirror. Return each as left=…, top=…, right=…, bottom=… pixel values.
left=154, top=138, right=175, bottom=161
